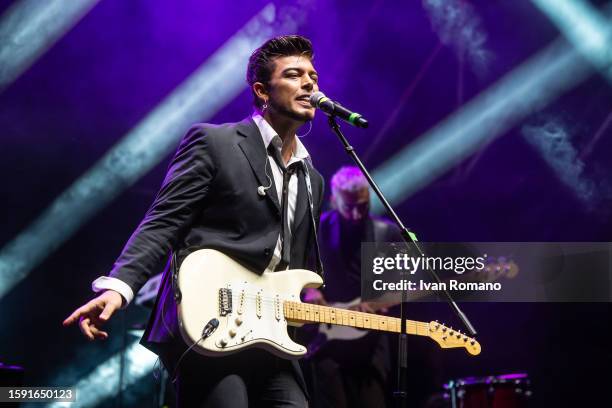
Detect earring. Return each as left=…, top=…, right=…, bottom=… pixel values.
left=297, top=121, right=312, bottom=138
left=262, top=102, right=268, bottom=113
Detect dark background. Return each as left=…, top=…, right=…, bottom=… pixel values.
left=0, top=0, right=610, bottom=406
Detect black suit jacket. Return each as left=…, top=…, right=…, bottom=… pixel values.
left=107, top=117, right=324, bottom=352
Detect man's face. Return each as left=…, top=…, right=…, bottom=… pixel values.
left=333, top=187, right=370, bottom=224
left=265, top=55, right=319, bottom=122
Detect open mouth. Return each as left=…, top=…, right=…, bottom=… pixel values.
left=295, top=95, right=312, bottom=106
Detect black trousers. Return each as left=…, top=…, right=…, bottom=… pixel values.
left=305, top=357, right=388, bottom=408
left=160, top=343, right=307, bottom=408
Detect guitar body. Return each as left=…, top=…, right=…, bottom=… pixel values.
left=176, top=249, right=323, bottom=360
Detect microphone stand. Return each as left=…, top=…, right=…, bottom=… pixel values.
left=325, top=116, right=477, bottom=408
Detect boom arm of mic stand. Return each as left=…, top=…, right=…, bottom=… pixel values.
left=325, top=116, right=477, bottom=405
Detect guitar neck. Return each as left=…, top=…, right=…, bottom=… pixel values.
left=283, top=301, right=431, bottom=336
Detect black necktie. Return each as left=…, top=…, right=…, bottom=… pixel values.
left=268, top=144, right=299, bottom=270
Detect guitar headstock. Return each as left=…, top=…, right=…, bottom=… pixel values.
left=479, top=257, right=520, bottom=281
left=427, top=321, right=481, bottom=356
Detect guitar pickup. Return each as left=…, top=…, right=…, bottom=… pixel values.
left=219, top=288, right=233, bottom=316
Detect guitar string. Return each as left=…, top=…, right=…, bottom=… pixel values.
left=221, top=287, right=462, bottom=326
left=229, top=293, right=431, bottom=321
left=226, top=293, right=474, bottom=333
left=224, top=294, right=433, bottom=331
left=229, top=292, right=429, bottom=319
left=215, top=295, right=474, bottom=343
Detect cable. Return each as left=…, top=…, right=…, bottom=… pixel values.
left=170, top=318, right=219, bottom=384
left=257, top=155, right=273, bottom=196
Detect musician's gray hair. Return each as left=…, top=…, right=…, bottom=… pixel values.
left=331, top=166, right=368, bottom=195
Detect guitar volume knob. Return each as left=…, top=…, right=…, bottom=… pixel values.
left=235, top=316, right=243, bottom=326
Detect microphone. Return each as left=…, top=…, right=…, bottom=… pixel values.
left=309, top=91, right=369, bottom=128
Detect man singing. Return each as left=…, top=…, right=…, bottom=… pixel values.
left=64, top=35, right=324, bottom=408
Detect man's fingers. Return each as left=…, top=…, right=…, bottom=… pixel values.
left=89, top=325, right=109, bottom=340
left=63, top=305, right=88, bottom=326
left=79, top=317, right=94, bottom=340
left=64, top=293, right=121, bottom=341
left=77, top=312, right=110, bottom=340
left=62, top=312, right=78, bottom=326
left=63, top=300, right=99, bottom=326
left=99, top=301, right=117, bottom=321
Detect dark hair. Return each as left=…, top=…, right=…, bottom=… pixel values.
left=247, top=35, right=314, bottom=107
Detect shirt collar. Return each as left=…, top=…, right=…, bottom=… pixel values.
left=251, top=112, right=310, bottom=162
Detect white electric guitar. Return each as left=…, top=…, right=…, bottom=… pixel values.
left=176, top=249, right=481, bottom=359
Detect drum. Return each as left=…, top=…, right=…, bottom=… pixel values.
left=445, top=373, right=531, bottom=408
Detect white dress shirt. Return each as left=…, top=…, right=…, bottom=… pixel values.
left=92, top=114, right=311, bottom=306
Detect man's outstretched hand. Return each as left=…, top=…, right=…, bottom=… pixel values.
left=63, top=290, right=123, bottom=341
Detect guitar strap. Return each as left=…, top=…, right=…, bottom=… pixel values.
left=301, top=160, right=325, bottom=282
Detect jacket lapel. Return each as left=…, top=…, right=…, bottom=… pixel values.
left=307, top=160, right=322, bottom=215
left=237, top=118, right=281, bottom=214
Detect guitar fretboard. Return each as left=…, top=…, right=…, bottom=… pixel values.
left=283, top=301, right=430, bottom=336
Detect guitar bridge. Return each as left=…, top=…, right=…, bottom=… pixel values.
left=219, top=288, right=233, bottom=316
